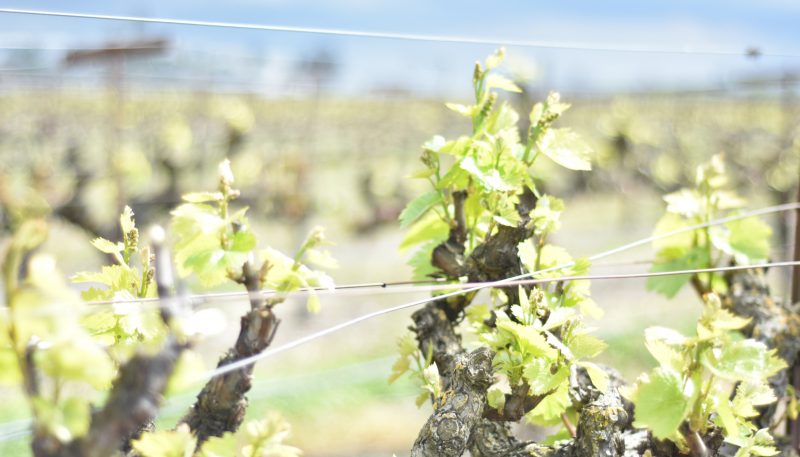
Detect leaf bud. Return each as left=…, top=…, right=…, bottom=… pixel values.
left=473, top=61, right=483, bottom=83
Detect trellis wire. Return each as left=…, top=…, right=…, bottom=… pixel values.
left=198, top=261, right=800, bottom=382
left=0, top=201, right=797, bottom=320
left=2, top=259, right=795, bottom=322
left=199, top=260, right=799, bottom=382
left=88, top=260, right=800, bottom=304
left=75, top=201, right=800, bottom=309
left=0, top=8, right=797, bottom=58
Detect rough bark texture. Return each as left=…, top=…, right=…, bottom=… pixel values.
left=562, top=365, right=630, bottom=457
left=30, top=340, right=183, bottom=457
left=412, top=300, right=464, bottom=386
left=469, top=421, right=559, bottom=457
left=178, top=307, right=278, bottom=443
left=409, top=266, right=800, bottom=457
left=482, top=381, right=548, bottom=422
left=178, top=261, right=280, bottom=444
left=411, top=347, right=495, bottom=457
left=409, top=186, right=729, bottom=457
left=411, top=288, right=655, bottom=457
left=80, top=337, right=184, bottom=457
left=571, top=387, right=627, bottom=457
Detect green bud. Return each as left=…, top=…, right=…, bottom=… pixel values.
left=473, top=61, right=483, bottom=83
left=479, top=92, right=497, bottom=120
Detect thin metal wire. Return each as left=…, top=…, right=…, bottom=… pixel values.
left=0, top=202, right=800, bottom=314
left=71, top=201, right=800, bottom=309
left=198, top=261, right=800, bottom=381
left=0, top=8, right=797, bottom=58
left=1, top=201, right=797, bottom=318
left=119, top=260, right=800, bottom=302
left=3, top=259, right=794, bottom=321
left=0, top=429, right=31, bottom=442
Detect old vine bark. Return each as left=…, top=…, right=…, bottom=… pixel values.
left=177, top=260, right=281, bottom=445
left=409, top=186, right=800, bottom=456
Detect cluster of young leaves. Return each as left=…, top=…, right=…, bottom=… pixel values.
left=396, top=48, right=602, bottom=440
left=170, top=159, right=336, bottom=312
left=516, top=194, right=603, bottom=319
left=626, top=294, right=786, bottom=455
left=388, top=332, right=442, bottom=408
left=71, top=206, right=165, bottom=357
left=647, top=154, right=773, bottom=298
left=1, top=220, right=115, bottom=444
left=467, top=285, right=607, bottom=431
left=398, top=48, right=592, bottom=279
left=132, top=412, right=301, bottom=457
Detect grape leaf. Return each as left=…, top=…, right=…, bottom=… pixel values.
left=701, top=340, right=787, bottom=383
left=578, top=361, right=610, bottom=393
left=120, top=205, right=135, bottom=235
left=398, top=191, right=443, bottom=228
left=91, top=237, right=124, bottom=255
left=539, top=128, right=592, bottom=171
left=197, top=433, right=236, bottom=457
left=133, top=425, right=196, bottom=457
left=631, top=367, right=690, bottom=439
left=566, top=332, right=607, bottom=359
left=399, top=211, right=449, bottom=252
left=181, top=192, right=224, bottom=203
left=644, top=326, right=686, bottom=372
left=647, top=247, right=709, bottom=298
left=523, top=359, right=569, bottom=395
left=652, top=213, right=695, bottom=253
left=728, top=217, right=772, bottom=263
left=526, top=382, right=571, bottom=426
left=485, top=73, right=522, bottom=93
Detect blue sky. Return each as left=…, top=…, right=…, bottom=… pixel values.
left=0, top=1, right=798, bottom=96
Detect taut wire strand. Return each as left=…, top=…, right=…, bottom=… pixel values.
left=0, top=8, right=797, bottom=58
left=198, top=261, right=798, bottom=381
left=74, top=201, right=800, bottom=308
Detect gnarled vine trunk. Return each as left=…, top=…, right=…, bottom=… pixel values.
left=410, top=196, right=800, bottom=456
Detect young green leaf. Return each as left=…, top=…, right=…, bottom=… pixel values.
left=487, top=381, right=509, bottom=412
left=523, top=359, right=569, bottom=396
left=398, top=191, right=443, bottom=228
left=120, top=205, right=135, bottom=235
left=647, top=247, right=709, bottom=298
left=91, top=237, right=125, bottom=256
left=643, top=326, right=686, bottom=372
left=652, top=213, right=695, bottom=253
left=538, top=128, right=592, bottom=171
left=485, top=73, right=522, bottom=93
left=132, top=425, right=197, bottom=457
left=727, top=217, right=772, bottom=263
left=241, top=413, right=302, bottom=457
left=526, top=382, right=571, bottom=426
left=701, top=339, right=787, bottom=383
left=197, top=433, right=237, bottom=457
left=181, top=191, right=225, bottom=203
left=631, top=367, right=691, bottom=440
left=578, top=361, right=610, bottom=394
left=399, top=212, right=449, bottom=253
